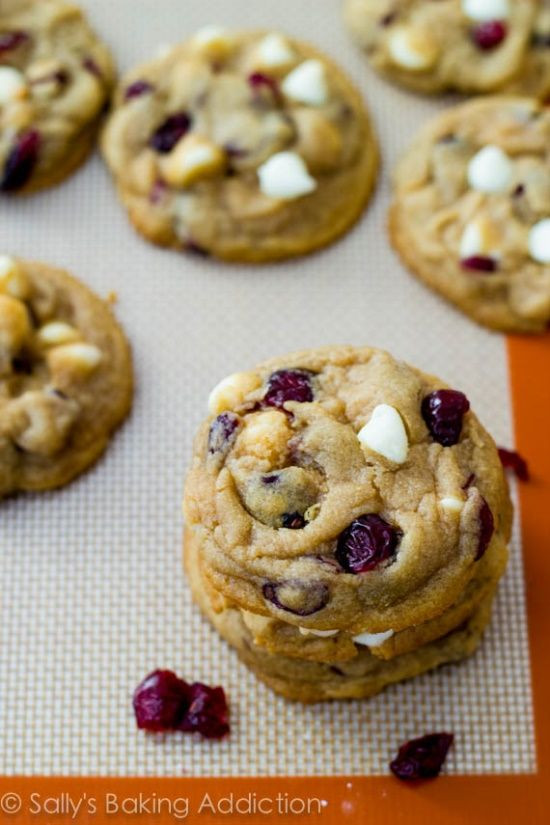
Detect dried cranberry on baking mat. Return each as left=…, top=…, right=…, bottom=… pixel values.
left=390, top=732, right=454, bottom=781
left=133, top=669, right=229, bottom=739
left=498, top=447, right=529, bottom=481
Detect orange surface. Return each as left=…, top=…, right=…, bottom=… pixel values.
left=1, top=334, right=548, bottom=824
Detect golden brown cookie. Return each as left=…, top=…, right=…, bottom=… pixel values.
left=389, top=97, right=550, bottom=333
left=0, top=257, right=133, bottom=496
left=101, top=28, right=378, bottom=262
left=0, top=0, right=115, bottom=194
left=183, top=346, right=511, bottom=700
left=344, top=0, right=540, bottom=95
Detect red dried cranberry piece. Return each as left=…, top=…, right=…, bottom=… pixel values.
left=498, top=447, right=529, bottom=481
left=248, top=72, right=281, bottom=101
left=1, top=130, right=40, bottom=192
left=208, top=412, right=240, bottom=454
left=133, top=669, right=190, bottom=731
left=472, top=20, right=507, bottom=50
left=179, top=683, right=230, bottom=739
left=476, top=497, right=494, bottom=560
left=82, top=56, right=103, bottom=79
left=0, top=30, right=29, bottom=54
left=461, top=255, right=498, bottom=272
left=150, top=113, right=192, bottom=153
left=336, top=514, right=400, bottom=574
left=125, top=80, right=154, bottom=100
left=421, top=390, right=470, bottom=447
left=263, top=369, right=314, bottom=409
left=263, top=580, right=330, bottom=615
left=281, top=512, right=306, bottom=529
left=390, top=733, right=454, bottom=781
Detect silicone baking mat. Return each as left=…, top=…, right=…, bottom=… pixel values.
left=0, top=0, right=541, bottom=793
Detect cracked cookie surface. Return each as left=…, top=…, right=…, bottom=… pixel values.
left=0, top=0, right=114, bottom=194
left=101, top=28, right=378, bottom=262
left=344, top=0, right=542, bottom=95
left=183, top=346, right=511, bottom=699
left=389, top=97, right=550, bottom=333
left=0, top=257, right=132, bottom=496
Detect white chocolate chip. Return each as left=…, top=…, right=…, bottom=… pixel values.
left=440, top=496, right=465, bottom=514
left=253, top=34, right=296, bottom=69
left=357, top=404, right=409, bottom=464
left=0, top=256, right=30, bottom=299
left=0, top=66, right=28, bottom=105
left=459, top=216, right=501, bottom=259
left=462, top=0, right=509, bottom=23
left=208, top=371, right=261, bottom=414
left=467, top=145, right=513, bottom=194
left=257, top=151, right=316, bottom=200
left=190, top=25, right=233, bottom=59
left=299, top=627, right=339, bottom=638
left=353, top=629, right=394, bottom=647
left=281, top=59, right=328, bottom=106
left=160, top=134, right=226, bottom=188
left=0, top=294, right=31, bottom=352
left=37, top=321, right=81, bottom=347
left=47, top=343, right=102, bottom=377
left=528, top=219, right=550, bottom=264
left=387, top=26, right=439, bottom=71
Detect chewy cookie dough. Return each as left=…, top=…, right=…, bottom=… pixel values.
left=0, top=0, right=114, bottom=194
left=0, top=257, right=132, bottom=496
left=344, top=0, right=543, bottom=96
left=101, top=27, right=378, bottom=262
left=389, top=97, right=550, bottom=333
left=183, top=346, right=511, bottom=702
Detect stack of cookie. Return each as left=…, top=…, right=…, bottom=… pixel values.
left=184, top=346, right=512, bottom=701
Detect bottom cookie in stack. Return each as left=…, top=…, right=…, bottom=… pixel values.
left=182, top=346, right=512, bottom=703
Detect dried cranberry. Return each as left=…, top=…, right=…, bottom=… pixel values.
left=263, top=369, right=314, bottom=409
left=336, top=514, right=400, bottom=574
left=186, top=241, right=210, bottom=257
left=124, top=79, right=154, bottom=100
left=421, top=390, right=470, bottom=447
left=472, top=21, right=507, bottom=50
left=390, top=733, right=454, bottom=781
left=179, top=683, right=229, bottom=739
left=133, top=669, right=190, bottom=731
left=1, top=130, right=40, bottom=192
left=248, top=72, right=281, bottom=101
left=263, top=580, right=330, bottom=615
left=82, top=56, right=103, bottom=79
left=150, top=113, right=191, bottom=153
left=208, top=412, right=240, bottom=454
left=281, top=512, right=306, bottom=529
left=498, top=447, right=529, bottom=482
left=0, top=30, right=29, bottom=55
left=476, top=497, right=494, bottom=560
left=461, top=255, right=498, bottom=273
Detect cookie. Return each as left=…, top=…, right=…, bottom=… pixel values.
left=505, top=1, right=550, bottom=99
left=0, top=257, right=132, bottom=496
left=0, top=0, right=114, bottom=194
left=343, top=0, right=540, bottom=96
left=101, top=27, right=378, bottom=262
left=183, top=346, right=511, bottom=701
left=389, top=97, right=550, bottom=333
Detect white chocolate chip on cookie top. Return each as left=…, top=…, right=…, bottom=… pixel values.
left=101, top=28, right=378, bottom=262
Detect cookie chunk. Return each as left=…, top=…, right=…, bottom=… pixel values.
left=0, top=258, right=132, bottom=495
left=0, top=0, right=114, bottom=194
left=183, top=346, right=511, bottom=701
left=101, top=28, right=378, bottom=262
left=389, top=97, right=550, bottom=333
left=344, top=0, right=539, bottom=95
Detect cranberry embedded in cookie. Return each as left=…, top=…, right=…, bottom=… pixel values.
left=101, top=28, right=378, bottom=262
left=183, top=346, right=512, bottom=701
left=0, top=0, right=114, bottom=194
left=0, top=258, right=132, bottom=496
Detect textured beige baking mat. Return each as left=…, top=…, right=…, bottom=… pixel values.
left=0, top=0, right=536, bottom=777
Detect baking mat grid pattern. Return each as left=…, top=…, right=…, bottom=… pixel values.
left=0, top=0, right=536, bottom=776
